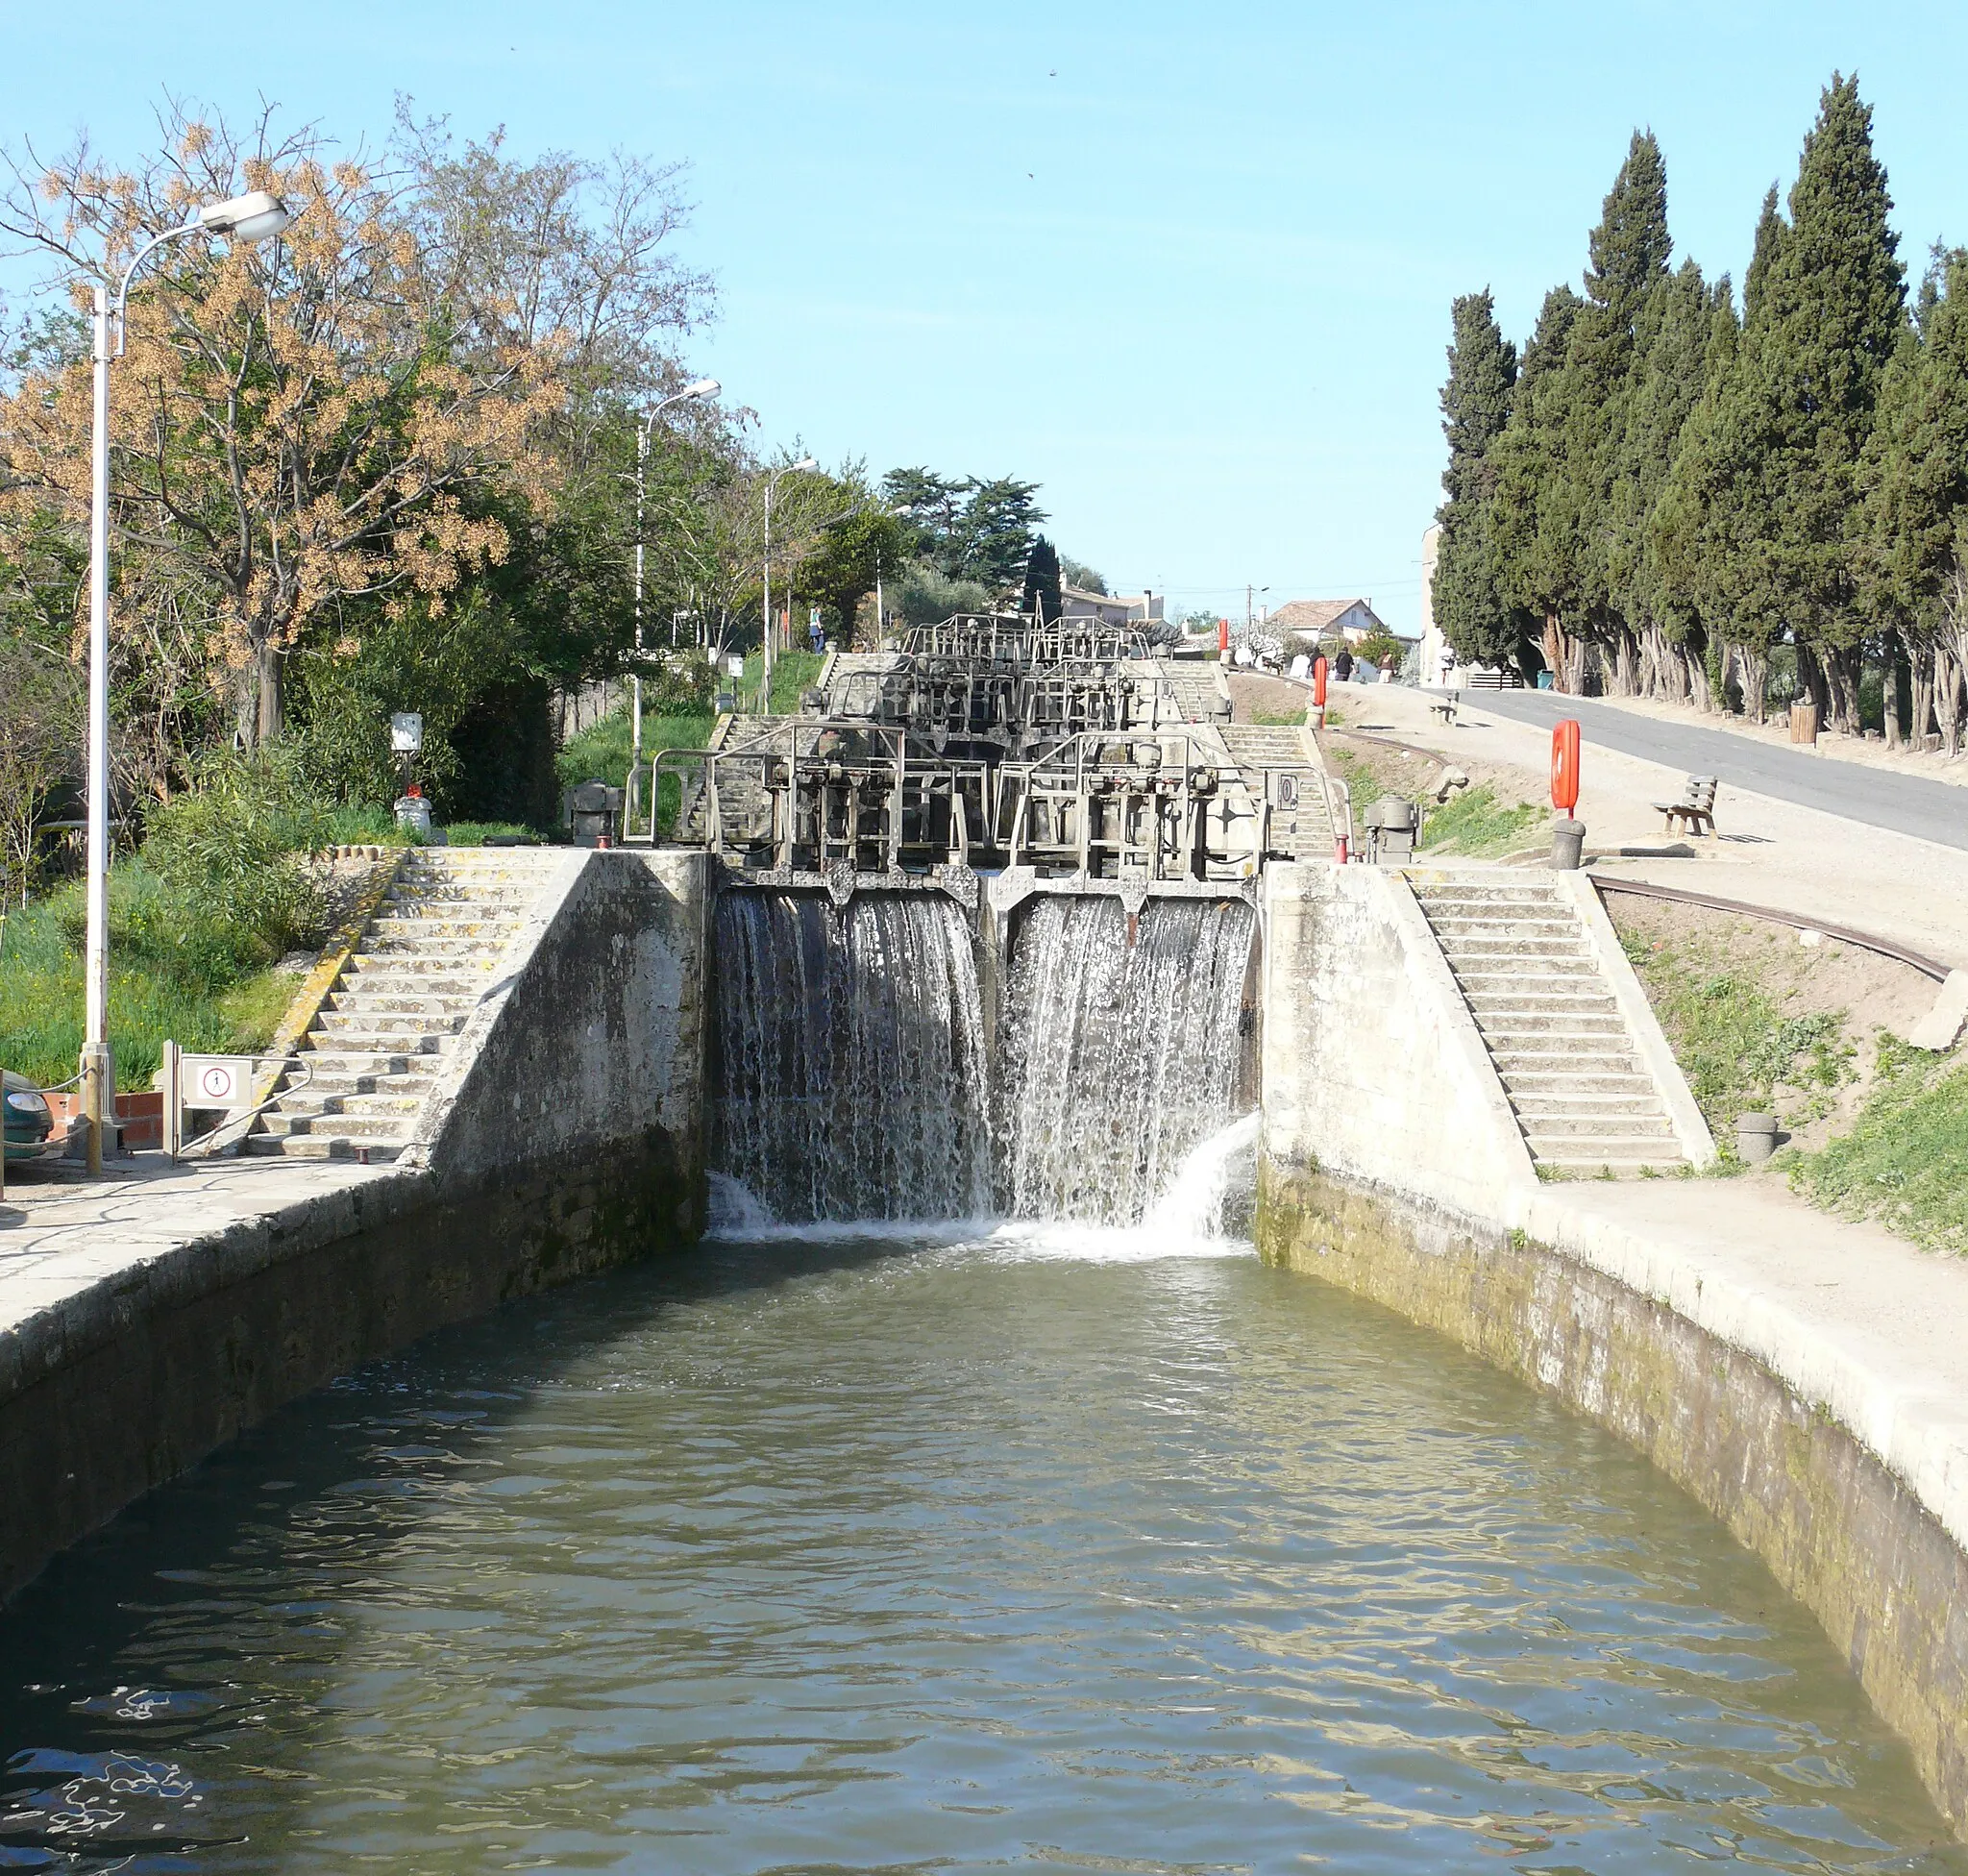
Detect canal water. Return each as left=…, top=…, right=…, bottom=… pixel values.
left=1, top=1213, right=1959, bottom=1871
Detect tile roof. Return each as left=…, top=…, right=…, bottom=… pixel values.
left=1267, top=598, right=1377, bottom=634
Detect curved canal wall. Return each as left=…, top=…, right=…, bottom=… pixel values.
left=0, top=849, right=710, bottom=1603
left=1258, top=858, right=1968, bottom=1834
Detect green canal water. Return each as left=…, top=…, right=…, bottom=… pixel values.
left=1, top=1221, right=1960, bottom=1872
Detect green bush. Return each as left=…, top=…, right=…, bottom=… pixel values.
left=136, top=745, right=332, bottom=982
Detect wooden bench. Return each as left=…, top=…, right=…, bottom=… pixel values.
left=1428, top=690, right=1461, bottom=725
left=1653, top=774, right=1718, bottom=836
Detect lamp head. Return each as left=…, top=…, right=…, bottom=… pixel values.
left=793, top=457, right=817, bottom=473
left=198, top=191, right=293, bottom=244
left=681, top=377, right=720, bottom=399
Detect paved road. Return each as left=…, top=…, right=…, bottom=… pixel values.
left=1460, top=688, right=1968, bottom=852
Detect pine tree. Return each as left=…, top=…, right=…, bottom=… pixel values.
left=1752, top=74, right=1908, bottom=728
left=1431, top=289, right=1521, bottom=665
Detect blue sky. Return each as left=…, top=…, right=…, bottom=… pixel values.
left=8, top=1, right=1968, bottom=632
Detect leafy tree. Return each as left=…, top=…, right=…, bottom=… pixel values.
left=0, top=102, right=707, bottom=751
left=949, top=477, right=1046, bottom=594
left=1432, top=287, right=1521, bottom=666
left=1059, top=555, right=1106, bottom=594
left=0, top=635, right=80, bottom=906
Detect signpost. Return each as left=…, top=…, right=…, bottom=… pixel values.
left=164, top=1044, right=268, bottom=1160
left=1550, top=719, right=1585, bottom=869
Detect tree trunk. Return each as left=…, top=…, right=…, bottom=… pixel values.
left=1734, top=645, right=1769, bottom=724
left=1685, top=640, right=1712, bottom=712
left=1793, top=640, right=1831, bottom=723
left=1883, top=631, right=1906, bottom=749
left=1936, top=644, right=1962, bottom=758
left=1824, top=645, right=1863, bottom=735
left=1910, top=640, right=1933, bottom=744
left=1542, top=612, right=1567, bottom=692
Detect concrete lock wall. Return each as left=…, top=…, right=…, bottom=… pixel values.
left=0, top=849, right=711, bottom=1604
left=1257, top=859, right=1968, bottom=1835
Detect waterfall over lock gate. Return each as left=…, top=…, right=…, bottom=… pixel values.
left=709, top=889, right=1257, bottom=1227
left=996, top=896, right=1258, bottom=1225
left=711, top=891, right=992, bottom=1223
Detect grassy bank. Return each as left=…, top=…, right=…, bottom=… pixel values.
left=0, top=883, right=300, bottom=1089
left=1788, top=1040, right=1968, bottom=1253
left=1326, top=743, right=1545, bottom=857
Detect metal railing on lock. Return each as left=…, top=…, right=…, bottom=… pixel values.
left=637, top=722, right=999, bottom=873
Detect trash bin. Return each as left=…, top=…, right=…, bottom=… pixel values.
left=565, top=779, right=624, bottom=848
left=1550, top=817, right=1587, bottom=870
left=1789, top=702, right=1819, bottom=745
left=393, top=792, right=432, bottom=837
left=1363, top=796, right=1417, bottom=863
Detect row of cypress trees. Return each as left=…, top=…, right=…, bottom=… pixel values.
left=1432, top=75, right=1968, bottom=749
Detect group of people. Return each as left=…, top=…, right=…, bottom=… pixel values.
left=1330, top=646, right=1396, bottom=684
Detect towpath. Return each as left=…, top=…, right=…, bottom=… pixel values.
left=1465, top=688, right=1968, bottom=852
left=0, top=1154, right=394, bottom=1340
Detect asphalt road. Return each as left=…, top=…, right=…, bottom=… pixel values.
left=1458, top=688, right=1968, bottom=853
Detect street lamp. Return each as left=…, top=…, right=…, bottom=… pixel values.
left=80, top=189, right=292, bottom=1172
left=761, top=457, right=817, bottom=707
left=630, top=377, right=719, bottom=779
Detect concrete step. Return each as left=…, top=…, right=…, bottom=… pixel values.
left=1477, top=1014, right=1629, bottom=1040
left=327, top=989, right=482, bottom=1016
left=1516, top=1110, right=1678, bottom=1139
left=259, top=1112, right=412, bottom=1141
left=1464, top=991, right=1620, bottom=1016
left=297, top=1040, right=441, bottom=1066
left=1511, top=1093, right=1671, bottom=1122
left=1491, top=1050, right=1641, bottom=1077
left=1437, top=936, right=1591, bottom=961
left=314, top=1010, right=467, bottom=1039
left=272, top=1090, right=425, bottom=1119
left=1527, top=1146, right=1687, bottom=1172
left=243, top=1134, right=402, bottom=1163
left=1428, top=917, right=1576, bottom=939
left=1503, top=1071, right=1659, bottom=1097
left=348, top=941, right=505, bottom=964
left=367, top=909, right=527, bottom=932
left=287, top=1071, right=437, bottom=1098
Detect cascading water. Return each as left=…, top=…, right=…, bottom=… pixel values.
left=711, top=890, right=991, bottom=1222
left=996, top=895, right=1257, bottom=1224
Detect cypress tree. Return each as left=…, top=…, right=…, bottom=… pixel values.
left=1431, top=289, right=1521, bottom=666
left=1491, top=284, right=1587, bottom=685
left=1549, top=133, right=1675, bottom=687
left=1752, top=74, right=1908, bottom=728
left=1863, top=249, right=1968, bottom=752
left=1021, top=535, right=1063, bottom=624
left=1609, top=259, right=1719, bottom=699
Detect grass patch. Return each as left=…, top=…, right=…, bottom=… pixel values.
left=1418, top=784, right=1543, bottom=857
left=1327, top=747, right=1541, bottom=856
left=1788, top=1038, right=1968, bottom=1253
left=557, top=708, right=717, bottom=794
left=1621, top=930, right=1850, bottom=1141
left=445, top=822, right=552, bottom=847
left=0, top=891, right=301, bottom=1088
left=740, top=650, right=825, bottom=716
left=324, top=804, right=423, bottom=847
left=1250, top=706, right=1308, bottom=728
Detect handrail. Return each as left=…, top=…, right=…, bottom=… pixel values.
left=177, top=1053, right=315, bottom=1160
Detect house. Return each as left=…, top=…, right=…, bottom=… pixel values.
left=1267, top=597, right=1402, bottom=647
left=1059, top=586, right=1166, bottom=627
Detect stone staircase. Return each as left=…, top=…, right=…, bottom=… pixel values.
left=245, top=847, right=565, bottom=1162
left=1218, top=723, right=1333, bottom=859
left=1409, top=873, right=1686, bottom=1174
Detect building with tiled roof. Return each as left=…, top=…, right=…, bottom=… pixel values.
left=1267, top=598, right=1404, bottom=645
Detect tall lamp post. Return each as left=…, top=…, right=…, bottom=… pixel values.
left=760, top=457, right=817, bottom=708
left=81, top=189, right=292, bottom=1174
left=629, top=377, right=719, bottom=781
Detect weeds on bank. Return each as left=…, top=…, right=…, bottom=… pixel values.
left=1619, top=932, right=1851, bottom=1141
left=1788, top=1036, right=1968, bottom=1254
left=0, top=888, right=300, bottom=1087
left=1250, top=707, right=1309, bottom=728
left=1418, top=785, right=1543, bottom=857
